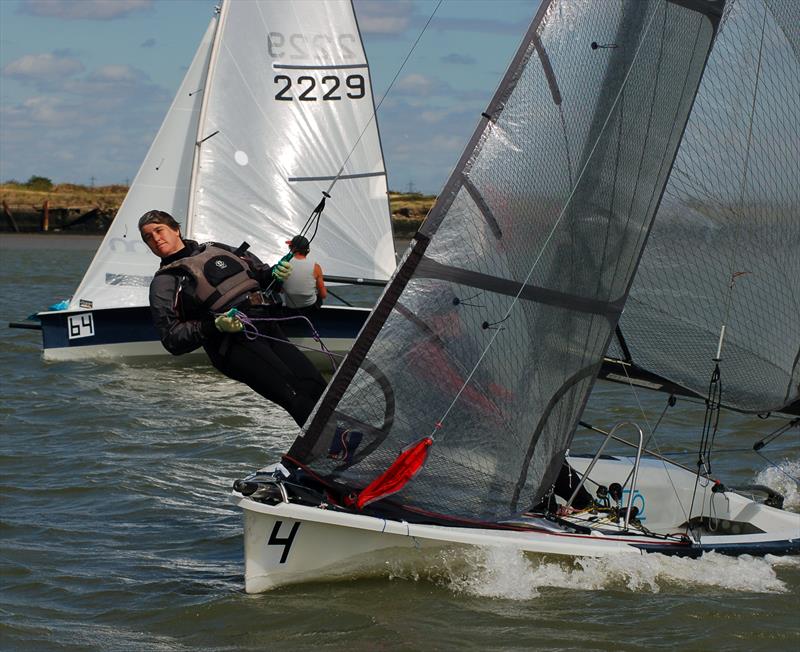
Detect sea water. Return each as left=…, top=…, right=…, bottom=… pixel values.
left=1, top=234, right=798, bottom=651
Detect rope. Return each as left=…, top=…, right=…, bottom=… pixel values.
left=615, top=364, right=689, bottom=525
left=232, top=311, right=342, bottom=373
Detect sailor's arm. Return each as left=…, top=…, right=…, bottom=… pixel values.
left=313, top=263, right=327, bottom=300
left=148, top=273, right=217, bottom=355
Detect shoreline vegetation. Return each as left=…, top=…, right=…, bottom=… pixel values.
left=0, top=178, right=434, bottom=235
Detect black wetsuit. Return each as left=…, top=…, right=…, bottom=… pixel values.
left=148, top=240, right=327, bottom=426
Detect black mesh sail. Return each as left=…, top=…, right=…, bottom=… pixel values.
left=287, top=0, right=721, bottom=522
left=609, top=0, right=800, bottom=415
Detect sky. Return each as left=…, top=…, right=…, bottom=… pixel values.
left=0, top=0, right=539, bottom=195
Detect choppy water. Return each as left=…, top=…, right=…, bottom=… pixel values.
left=1, top=234, right=798, bottom=651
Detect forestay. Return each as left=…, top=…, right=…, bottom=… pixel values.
left=188, top=0, right=395, bottom=281
left=288, top=0, right=721, bottom=522
left=70, top=17, right=217, bottom=310
left=609, top=0, right=800, bottom=414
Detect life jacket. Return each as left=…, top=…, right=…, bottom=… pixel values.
left=281, top=254, right=319, bottom=308
left=156, top=244, right=260, bottom=312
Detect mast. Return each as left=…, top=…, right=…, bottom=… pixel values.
left=186, top=0, right=227, bottom=239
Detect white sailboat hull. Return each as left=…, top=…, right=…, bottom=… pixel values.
left=235, top=494, right=640, bottom=593
left=233, top=456, right=800, bottom=593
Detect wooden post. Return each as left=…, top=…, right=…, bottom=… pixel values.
left=2, top=200, right=20, bottom=232
left=41, top=199, right=49, bottom=232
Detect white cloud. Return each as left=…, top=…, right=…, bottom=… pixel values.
left=432, top=16, right=529, bottom=36
left=354, top=0, right=413, bottom=35
left=2, top=52, right=84, bottom=82
left=428, top=134, right=463, bottom=152
left=88, top=64, right=145, bottom=83
left=419, top=108, right=461, bottom=124
left=442, top=53, right=476, bottom=65
left=19, top=0, right=153, bottom=21
left=1, top=75, right=168, bottom=183
left=3, top=95, right=81, bottom=126
left=396, top=73, right=439, bottom=96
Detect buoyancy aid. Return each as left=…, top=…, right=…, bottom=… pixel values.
left=156, top=244, right=260, bottom=312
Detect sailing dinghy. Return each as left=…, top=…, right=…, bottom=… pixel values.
left=33, top=0, right=395, bottom=365
left=232, top=0, right=800, bottom=592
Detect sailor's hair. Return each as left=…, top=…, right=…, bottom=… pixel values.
left=138, top=210, right=181, bottom=232
left=288, top=234, right=310, bottom=255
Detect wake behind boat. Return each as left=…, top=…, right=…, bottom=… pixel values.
left=30, top=0, right=395, bottom=364
left=232, top=0, right=799, bottom=592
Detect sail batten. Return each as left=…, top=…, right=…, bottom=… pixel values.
left=288, top=0, right=721, bottom=522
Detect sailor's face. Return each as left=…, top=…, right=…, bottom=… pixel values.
left=141, top=223, right=184, bottom=258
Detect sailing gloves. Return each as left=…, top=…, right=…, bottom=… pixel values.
left=272, top=259, right=293, bottom=281
left=215, top=309, right=244, bottom=334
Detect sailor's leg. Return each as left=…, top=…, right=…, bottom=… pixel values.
left=260, top=323, right=327, bottom=405
left=207, top=336, right=319, bottom=427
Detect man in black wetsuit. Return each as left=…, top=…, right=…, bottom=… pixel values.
left=139, top=209, right=327, bottom=427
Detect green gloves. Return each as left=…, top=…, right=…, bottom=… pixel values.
left=272, top=259, right=293, bottom=281
left=214, top=309, right=243, bottom=333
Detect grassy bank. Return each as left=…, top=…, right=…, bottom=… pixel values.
left=0, top=182, right=435, bottom=234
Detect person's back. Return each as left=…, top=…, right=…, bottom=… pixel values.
left=280, top=235, right=327, bottom=310
left=281, top=254, right=319, bottom=308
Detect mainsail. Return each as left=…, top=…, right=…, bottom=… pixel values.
left=70, top=17, right=217, bottom=310
left=287, top=0, right=721, bottom=522
left=188, top=0, right=395, bottom=281
left=71, top=0, right=395, bottom=312
left=607, top=0, right=800, bottom=415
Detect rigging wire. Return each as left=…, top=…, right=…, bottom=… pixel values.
left=685, top=3, right=769, bottom=537
left=697, top=364, right=722, bottom=475
left=616, top=363, right=690, bottom=525
left=754, top=450, right=800, bottom=483
left=322, top=0, right=444, bottom=199
left=751, top=417, right=800, bottom=482
left=753, top=417, right=799, bottom=451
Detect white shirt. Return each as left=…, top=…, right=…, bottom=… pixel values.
left=281, top=254, right=319, bottom=308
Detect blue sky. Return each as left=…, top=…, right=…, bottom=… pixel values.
left=0, top=0, right=538, bottom=194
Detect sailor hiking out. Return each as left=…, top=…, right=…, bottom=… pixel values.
left=139, top=210, right=327, bottom=427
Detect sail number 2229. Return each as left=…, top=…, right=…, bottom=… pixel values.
left=274, top=74, right=366, bottom=102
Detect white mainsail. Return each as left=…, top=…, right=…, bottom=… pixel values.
left=70, top=16, right=218, bottom=310
left=187, top=0, right=395, bottom=280
left=71, top=0, right=395, bottom=312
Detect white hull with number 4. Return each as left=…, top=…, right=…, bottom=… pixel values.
left=233, top=456, right=800, bottom=593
